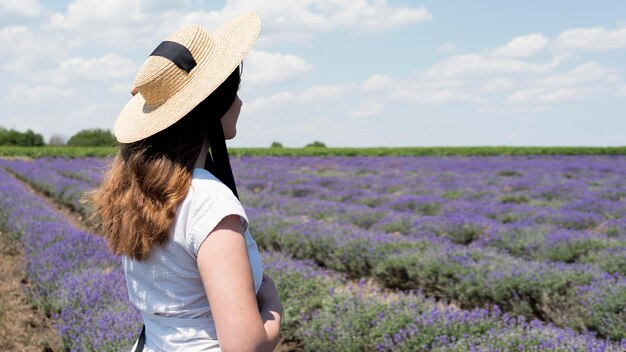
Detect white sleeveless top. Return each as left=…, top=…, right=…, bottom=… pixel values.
left=123, top=168, right=264, bottom=352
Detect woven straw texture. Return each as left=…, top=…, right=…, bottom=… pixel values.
left=114, top=12, right=260, bottom=143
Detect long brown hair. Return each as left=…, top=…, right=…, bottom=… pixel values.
left=85, top=67, right=241, bottom=260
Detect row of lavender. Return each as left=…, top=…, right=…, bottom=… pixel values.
left=4, top=156, right=625, bottom=269
left=249, top=206, right=626, bottom=340
left=3, top=156, right=624, bottom=267
left=234, top=156, right=626, bottom=244
left=238, top=156, right=626, bottom=341
left=0, top=166, right=140, bottom=351
left=1, top=157, right=626, bottom=340
left=1, top=167, right=625, bottom=351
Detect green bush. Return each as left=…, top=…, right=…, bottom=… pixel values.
left=67, top=129, right=116, bottom=147
left=575, top=277, right=626, bottom=341
left=579, top=247, right=626, bottom=276
left=304, top=141, right=327, bottom=148
left=262, top=251, right=337, bottom=340
left=0, top=127, right=44, bottom=146
left=373, top=247, right=598, bottom=327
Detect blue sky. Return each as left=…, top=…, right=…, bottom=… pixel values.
left=1, top=1, right=625, bottom=147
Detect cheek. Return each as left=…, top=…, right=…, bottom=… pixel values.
left=221, top=98, right=241, bottom=139
left=226, top=123, right=236, bottom=138
left=222, top=114, right=237, bottom=139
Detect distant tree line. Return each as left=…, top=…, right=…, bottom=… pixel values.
left=270, top=141, right=327, bottom=148
left=0, top=127, right=45, bottom=146
left=1, top=126, right=327, bottom=148
left=0, top=127, right=116, bottom=147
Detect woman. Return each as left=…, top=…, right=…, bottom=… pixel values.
left=85, top=12, right=282, bottom=352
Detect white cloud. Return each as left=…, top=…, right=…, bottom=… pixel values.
left=478, top=105, right=546, bottom=114
left=426, top=54, right=563, bottom=77
left=299, top=85, right=349, bottom=101
left=502, top=61, right=622, bottom=105
left=111, top=82, right=133, bottom=94
left=7, top=84, right=74, bottom=103
left=246, top=92, right=296, bottom=113
left=218, top=0, right=433, bottom=33
left=247, top=83, right=350, bottom=112
left=419, top=25, right=624, bottom=111
left=616, top=84, right=626, bottom=97
left=539, top=87, right=595, bottom=103
left=0, top=26, right=68, bottom=72
left=391, top=87, right=483, bottom=104
left=31, top=54, right=138, bottom=86
left=361, top=74, right=396, bottom=91
left=506, top=87, right=592, bottom=104
left=45, top=0, right=184, bottom=48
left=0, top=0, right=44, bottom=22
left=244, top=50, right=313, bottom=86
left=436, top=42, right=458, bottom=54
left=491, top=33, right=548, bottom=58
left=480, top=78, right=515, bottom=92
left=48, top=0, right=144, bottom=29
left=361, top=73, right=481, bottom=103
left=141, top=0, right=192, bottom=13
left=45, top=0, right=432, bottom=50
left=172, top=0, right=434, bottom=52
left=349, top=103, right=383, bottom=117
left=58, top=54, right=137, bottom=81
left=540, top=62, right=619, bottom=87
left=553, top=25, right=626, bottom=51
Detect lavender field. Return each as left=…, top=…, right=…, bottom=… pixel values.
left=1, top=155, right=625, bottom=351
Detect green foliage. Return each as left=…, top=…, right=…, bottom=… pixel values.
left=540, top=238, right=610, bottom=264
left=499, top=194, right=530, bottom=204
left=373, top=248, right=597, bottom=325
left=298, top=294, right=411, bottom=351
left=354, top=196, right=389, bottom=208
left=270, top=141, right=283, bottom=148
left=67, top=129, right=116, bottom=147
left=342, top=211, right=386, bottom=229
left=580, top=247, right=626, bottom=276
left=497, top=170, right=523, bottom=177
left=0, top=127, right=44, bottom=146
left=576, top=278, right=626, bottom=341
left=485, top=226, right=549, bottom=257
left=304, top=141, right=327, bottom=148
left=297, top=287, right=504, bottom=352
left=262, top=252, right=337, bottom=340
left=0, top=146, right=117, bottom=157
left=442, top=189, right=465, bottom=200
left=374, top=215, right=413, bottom=235
left=2, top=145, right=626, bottom=158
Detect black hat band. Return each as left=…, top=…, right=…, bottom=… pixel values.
left=150, top=41, right=197, bottom=73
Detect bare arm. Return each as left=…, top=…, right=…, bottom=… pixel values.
left=197, top=214, right=282, bottom=352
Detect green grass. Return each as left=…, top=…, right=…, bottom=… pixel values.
left=1, top=145, right=626, bottom=158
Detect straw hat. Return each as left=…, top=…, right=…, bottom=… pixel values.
left=113, top=12, right=261, bottom=143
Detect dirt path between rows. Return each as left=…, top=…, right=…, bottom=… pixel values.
left=0, top=171, right=74, bottom=351
left=0, top=228, right=62, bottom=351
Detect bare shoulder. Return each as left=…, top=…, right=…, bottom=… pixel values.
left=197, top=214, right=265, bottom=351
left=197, top=214, right=247, bottom=268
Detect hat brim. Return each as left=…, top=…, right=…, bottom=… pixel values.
left=114, top=12, right=260, bottom=143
